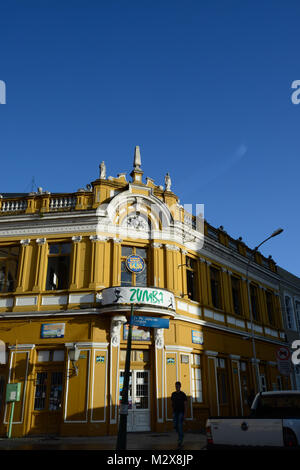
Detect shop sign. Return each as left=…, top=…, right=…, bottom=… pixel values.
left=167, top=358, right=175, bottom=364
left=101, top=286, right=175, bottom=310
left=192, top=330, right=204, bottom=345
left=126, top=254, right=145, bottom=273
left=41, top=323, right=65, bottom=339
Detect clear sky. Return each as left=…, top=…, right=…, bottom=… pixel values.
left=0, top=0, right=299, bottom=276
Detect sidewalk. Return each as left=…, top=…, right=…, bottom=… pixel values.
left=0, top=431, right=207, bottom=451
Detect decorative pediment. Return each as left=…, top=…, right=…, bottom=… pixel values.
left=103, top=188, right=173, bottom=232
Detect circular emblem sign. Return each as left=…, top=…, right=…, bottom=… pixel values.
left=126, top=254, right=145, bottom=273
left=276, top=346, right=291, bottom=361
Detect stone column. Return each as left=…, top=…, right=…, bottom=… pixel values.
left=70, top=236, right=82, bottom=290
left=89, top=235, right=108, bottom=289
left=221, top=267, right=232, bottom=313
left=16, top=239, right=31, bottom=293
left=165, top=244, right=180, bottom=294
left=111, top=238, right=122, bottom=286
left=152, top=242, right=162, bottom=288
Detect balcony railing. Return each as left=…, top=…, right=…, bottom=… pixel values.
left=0, top=192, right=93, bottom=215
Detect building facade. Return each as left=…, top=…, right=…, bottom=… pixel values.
left=278, top=266, right=300, bottom=390
left=0, top=147, right=291, bottom=437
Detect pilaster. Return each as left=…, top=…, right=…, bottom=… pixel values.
left=16, top=239, right=31, bottom=293
left=70, top=236, right=82, bottom=290
left=111, top=238, right=122, bottom=286
left=32, top=238, right=47, bottom=292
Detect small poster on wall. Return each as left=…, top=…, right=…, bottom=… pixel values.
left=192, top=330, right=204, bottom=345
left=41, top=323, right=65, bottom=339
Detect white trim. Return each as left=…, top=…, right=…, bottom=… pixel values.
left=69, top=293, right=94, bottom=304
left=204, top=309, right=225, bottom=323
left=264, top=327, right=279, bottom=338
left=109, top=341, right=120, bottom=424
left=155, top=342, right=164, bottom=423
left=165, top=345, right=193, bottom=353
left=15, top=296, right=38, bottom=306
left=65, top=342, right=109, bottom=349
left=165, top=351, right=178, bottom=422
left=227, top=316, right=246, bottom=329
left=247, top=322, right=264, bottom=334
left=284, top=292, right=297, bottom=331
left=0, top=297, right=13, bottom=307
left=231, top=359, right=243, bottom=416
left=41, top=295, right=68, bottom=306
left=4, top=350, right=29, bottom=425
left=204, top=350, right=218, bottom=357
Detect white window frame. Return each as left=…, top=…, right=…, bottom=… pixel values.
left=260, top=374, right=267, bottom=392
left=294, top=297, right=300, bottom=333
left=284, top=294, right=296, bottom=331
left=191, top=354, right=202, bottom=403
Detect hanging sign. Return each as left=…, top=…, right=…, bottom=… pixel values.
left=276, top=345, right=291, bottom=376
left=126, top=254, right=145, bottom=273
left=131, top=315, right=169, bottom=329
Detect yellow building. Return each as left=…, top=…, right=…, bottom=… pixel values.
left=0, top=147, right=290, bottom=437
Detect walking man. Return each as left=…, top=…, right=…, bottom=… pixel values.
left=171, top=381, right=187, bottom=448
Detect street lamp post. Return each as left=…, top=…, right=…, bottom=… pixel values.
left=116, top=303, right=134, bottom=450
left=246, top=228, right=283, bottom=393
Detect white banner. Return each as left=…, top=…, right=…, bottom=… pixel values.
left=101, top=286, right=175, bottom=311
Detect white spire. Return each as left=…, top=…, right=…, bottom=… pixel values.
left=133, top=146, right=141, bottom=169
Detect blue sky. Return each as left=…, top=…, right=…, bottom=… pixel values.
left=0, top=0, right=299, bottom=275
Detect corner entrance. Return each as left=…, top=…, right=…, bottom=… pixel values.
left=119, top=370, right=150, bottom=432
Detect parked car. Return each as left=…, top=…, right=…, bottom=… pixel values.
left=206, top=391, right=300, bottom=448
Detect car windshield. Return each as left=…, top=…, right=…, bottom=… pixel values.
left=255, top=394, right=300, bottom=418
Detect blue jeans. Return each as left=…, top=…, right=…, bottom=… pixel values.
left=173, top=411, right=184, bottom=443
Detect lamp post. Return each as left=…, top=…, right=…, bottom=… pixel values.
left=246, top=228, right=283, bottom=393
left=116, top=303, right=134, bottom=450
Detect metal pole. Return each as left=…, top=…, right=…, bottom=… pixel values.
left=116, top=303, right=134, bottom=450
left=7, top=401, right=15, bottom=439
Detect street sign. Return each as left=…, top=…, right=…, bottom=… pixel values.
left=131, top=315, right=169, bottom=329
left=276, top=346, right=291, bottom=361
left=276, top=346, right=291, bottom=376
left=6, top=383, right=21, bottom=403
